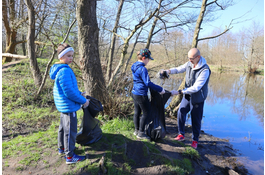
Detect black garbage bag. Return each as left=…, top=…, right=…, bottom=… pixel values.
left=76, top=96, right=103, bottom=145
left=86, top=96, right=103, bottom=118
left=145, top=89, right=171, bottom=141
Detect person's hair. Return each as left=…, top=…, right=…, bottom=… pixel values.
left=137, top=51, right=143, bottom=60
left=57, top=43, right=71, bottom=55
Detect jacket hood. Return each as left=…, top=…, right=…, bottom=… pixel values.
left=50, top=63, right=69, bottom=80
left=131, top=61, right=145, bottom=73
left=193, top=56, right=207, bottom=70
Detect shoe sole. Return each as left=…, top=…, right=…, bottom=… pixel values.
left=174, top=138, right=185, bottom=141
left=66, top=159, right=85, bottom=164
left=66, top=161, right=77, bottom=164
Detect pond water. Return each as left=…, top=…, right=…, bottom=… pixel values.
left=152, top=72, right=264, bottom=175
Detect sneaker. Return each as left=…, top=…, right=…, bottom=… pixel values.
left=137, top=131, right=150, bottom=140
left=66, top=154, right=86, bottom=164
left=191, top=141, right=198, bottom=149
left=133, top=130, right=138, bottom=136
left=174, top=134, right=185, bottom=141
left=58, top=148, right=64, bottom=155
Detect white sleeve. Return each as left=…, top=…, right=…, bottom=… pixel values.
left=182, top=69, right=210, bottom=95
left=169, top=62, right=188, bottom=74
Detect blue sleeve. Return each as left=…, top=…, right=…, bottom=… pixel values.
left=140, top=67, right=163, bottom=92
left=59, top=69, right=87, bottom=104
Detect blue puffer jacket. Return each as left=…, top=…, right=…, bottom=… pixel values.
left=131, top=61, right=163, bottom=96
left=49, top=63, right=87, bottom=113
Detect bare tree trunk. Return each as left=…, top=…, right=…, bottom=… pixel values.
left=76, top=0, right=107, bottom=103
left=25, top=0, right=42, bottom=87
left=2, top=0, right=16, bottom=63
left=106, top=0, right=125, bottom=82
left=191, top=0, right=207, bottom=48
left=145, top=0, right=162, bottom=49
left=22, top=35, right=27, bottom=55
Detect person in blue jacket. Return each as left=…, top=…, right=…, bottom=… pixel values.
left=49, top=43, right=89, bottom=164
left=131, top=48, right=165, bottom=140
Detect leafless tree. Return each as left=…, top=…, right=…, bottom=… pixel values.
left=24, top=0, right=42, bottom=87
left=106, top=0, right=125, bottom=82
left=76, top=0, right=107, bottom=103
left=2, top=0, right=28, bottom=63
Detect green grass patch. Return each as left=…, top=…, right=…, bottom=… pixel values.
left=184, top=147, right=200, bottom=159
left=171, top=158, right=194, bottom=175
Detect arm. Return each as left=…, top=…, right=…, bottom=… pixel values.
left=169, top=62, right=188, bottom=74
left=182, top=69, right=210, bottom=94
left=141, top=67, right=163, bottom=93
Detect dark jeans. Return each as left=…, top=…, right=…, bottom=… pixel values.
left=177, top=96, right=204, bottom=142
left=131, top=93, right=151, bottom=132
left=58, top=112, right=77, bottom=157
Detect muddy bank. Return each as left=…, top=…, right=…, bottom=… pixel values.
left=163, top=117, right=249, bottom=175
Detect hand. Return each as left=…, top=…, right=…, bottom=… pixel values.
left=81, top=91, right=86, bottom=97
left=159, top=70, right=170, bottom=79
left=170, top=90, right=179, bottom=96
left=83, top=99, right=90, bottom=108
left=160, top=89, right=165, bottom=95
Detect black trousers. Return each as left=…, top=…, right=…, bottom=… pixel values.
left=131, top=93, right=151, bottom=132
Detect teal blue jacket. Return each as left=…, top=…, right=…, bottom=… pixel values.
left=49, top=63, right=86, bottom=113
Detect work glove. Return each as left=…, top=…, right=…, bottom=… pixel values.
left=83, top=99, right=90, bottom=108
left=159, top=70, right=170, bottom=79
left=170, top=90, right=179, bottom=96
left=160, top=88, right=165, bottom=95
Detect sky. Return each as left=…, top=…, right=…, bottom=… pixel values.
left=199, top=0, right=264, bottom=37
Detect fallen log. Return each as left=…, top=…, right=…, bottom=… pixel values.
left=2, top=53, right=28, bottom=59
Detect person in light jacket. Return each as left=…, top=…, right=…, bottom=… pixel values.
left=163, top=48, right=211, bottom=149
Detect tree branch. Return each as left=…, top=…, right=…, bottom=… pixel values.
left=34, top=18, right=76, bottom=98
left=198, top=20, right=233, bottom=42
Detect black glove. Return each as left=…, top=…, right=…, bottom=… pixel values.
left=159, top=71, right=169, bottom=79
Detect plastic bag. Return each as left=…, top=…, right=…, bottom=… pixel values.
left=86, top=95, right=103, bottom=118
left=145, top=89, right=171, bottom=141
left=76, top=96, right=103, bottom=145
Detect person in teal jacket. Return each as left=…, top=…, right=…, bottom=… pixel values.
left=49, top=43, right=89, bottom=164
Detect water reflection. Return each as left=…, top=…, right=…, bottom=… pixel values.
left=207, top=72, right=264, bottom=125
left=152, top=71, right=264, bottom=174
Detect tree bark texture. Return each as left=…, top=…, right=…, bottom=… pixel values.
left=191, top=0, right=207, bottom=48
left=76, top=0, right=107, bottom=103
left=106, top=0, right=125, bottom=82
left=25, top=0, right=42, bottom=87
